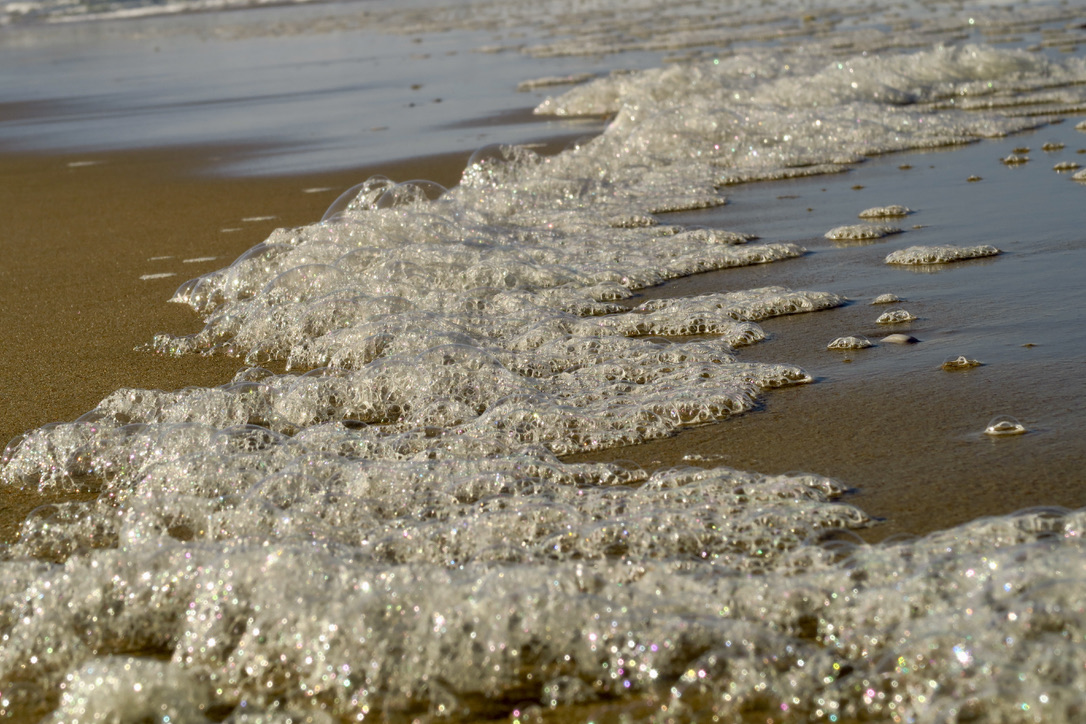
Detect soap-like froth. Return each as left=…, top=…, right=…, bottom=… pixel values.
left=858, top=205, right=911, bottom=218
left=5, top=9, right=1086, bottom=722
left=886, top=244, right=1001, bottom=264
left=825, top=223, right=902, bottom=240
left=535, top=44, right=1083, bottom=188
left=876, top=309, right=918, bottom=324
left=827, top=335, right=873, bottom=350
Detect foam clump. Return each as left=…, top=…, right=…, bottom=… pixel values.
left=885, top=244, right=1000, bottom=264
left=47, top=657, right=213, bottom=724
left=827, top=336, right=873, bottom=350
left=825, top=223, right=901, bottom=240
left=534, top=43, right=1075, bottom=188
left=876, top=309, right=916, bottom=324
left=858, top=205, right=911, bottom=218
left=942, top=355, right=982, bottom=371
left=871, top=293, right=901, bottom=304
left=1074, top=169, right=1086, bottom=182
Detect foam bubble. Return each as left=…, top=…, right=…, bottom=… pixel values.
left=825, top=223, right=901, bottom=240
left=985, top=415, right=1027, bottom=436
left=885, top=244, right=1000, bottom=264
left=941, top=355, right=982, bottom=371
left=827, top=335, right=873, bottom=350
left=858, top=205, right=911, bottom=218
left=871, top=293, right=902, bottom=304
left=876, top=309, right=917, bottom=324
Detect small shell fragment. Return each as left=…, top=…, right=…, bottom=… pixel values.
left=876, top=309, right=917, bottom=324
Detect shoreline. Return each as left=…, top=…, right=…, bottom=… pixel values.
left=0, top=143, right=483, bottom=540
left=4, top=123, right=1086, bottom=545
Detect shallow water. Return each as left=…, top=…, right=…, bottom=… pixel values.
left=3, top=1, right=1086, bottom=722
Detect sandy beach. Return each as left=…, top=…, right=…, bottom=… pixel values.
left=2, top=0, right=1086, bottom=720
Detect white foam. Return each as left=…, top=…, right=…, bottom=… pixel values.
left=826, top=223, right=902, bottom=240
left=827, top=335, right=873, bottom=350
left=876, top=309, right=917, bottom=324
left=858, top=205, right=911, bottom=218
left=886, top=244, right=1000, bottom=264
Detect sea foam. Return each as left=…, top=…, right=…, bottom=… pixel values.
left=4, top=6, right=1086, bottom=722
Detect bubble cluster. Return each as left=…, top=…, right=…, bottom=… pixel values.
left=942, top=355, right=982, bottom=371
left=876, top=309, right=917, bottom=324
left=825, top=223, right=902, bottom=241
left=858, top=205, right=911, bottom=218
left=827, top=336, right=873, bottom=350
left=885, top=244, right=1001, bottom=264
left=871, top=293, right=902, bottom=304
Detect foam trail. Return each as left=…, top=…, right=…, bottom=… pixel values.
left=4, top=1, right=1086, bottom=720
